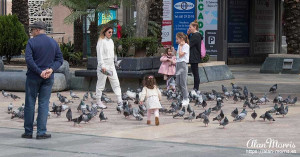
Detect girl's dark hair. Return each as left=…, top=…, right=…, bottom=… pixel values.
left=143, top=75, right=157, bottom=89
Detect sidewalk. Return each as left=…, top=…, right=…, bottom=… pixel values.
left=0, top=64, right=300, bottom=156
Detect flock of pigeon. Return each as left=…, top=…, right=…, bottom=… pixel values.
left=2, top=83, right=298, bottom=128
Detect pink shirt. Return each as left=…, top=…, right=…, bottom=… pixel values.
left=158, top=55, right=176, bottom=76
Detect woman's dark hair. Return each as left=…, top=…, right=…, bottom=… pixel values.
left=99, top=26, right=113, bottom=39
left=143, top=75, right=157, bottom=89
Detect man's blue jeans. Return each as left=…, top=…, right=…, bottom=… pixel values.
left=24, top=76, right=54, bottom=135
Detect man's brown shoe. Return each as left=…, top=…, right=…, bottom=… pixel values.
left=21, top=133, right=32, bottom=139
left=147, top=120, right=151, bottom=125
left=155, top=117, right=159, bottom=126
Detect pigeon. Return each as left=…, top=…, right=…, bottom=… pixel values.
left=289, top=97, right=297, bottom=105
left=187, top=104, right=194, bottom=115
left=116, top=104, right=124, bottom=114
left=267, top=103, right=278, bottom=113
left=123, top=103, right=131, bottom=118
left=115, top=59, right=122, bottom=68
left=10, top=94, right=21, bottom=100
left=203, top=115, right=210, bottom=126
left=90, top=92, right=97, bottom=100
left=233, top=109, right=247, bottom=121
left=196, top=108, right=211, bottom=119
left=72, top=115, right=83, bottom=126
left=231, top=108, right=238, bottom=118
left=273, top=94, right=283, bottom=104
left=2, top=90, right=10, bottom=98
left=260, top=113, right=266, bottom=121
left=125, top=90, right=137, bottom=100
left=201, top=100, right=207, bottom=108
left=66, top=109, right=72, bottom=121
left=231, top=83, right=242, bottom=90
left=82, top=113, right=93, bottom=123
left=50, top=105, right=62, bottom=117
left=243, top=86, right=248, bottom=97
left=138, top=104, right=146, bottom=116
left=77, top=100, right=86, bottom=112
left=222, top=85, right=228, bottom=93
left=219, top=117, right=229, bottom=128
left=8, top=103, right=13, bottom=113
left=213, top=110, right=224, bottom=121
left=251, top=110, right=257, bottom=121
left=212, top=101, right=222, bottom=112
left=59, top=95, right=73, bottom=104
left=233, top=94, right=239, bottom=103
left=132, top=107, right=143, bottom=121
left=259, top=94, right=270, bottom=104
left=70, top=90, right=80, bottom=99
left=62, top=104, right=69, bottom=111
left=184, top=111, right=195, bottom=121
left=83, top=92, right=89, bottom=101
left=265, top=111, right=275, bottom=122
left=99, top=110, right=108, bottom=121
left=269, top=84, right=277, bottom=93
left=277, top=104, right=288, bottom=117
left=173, top=107, right=185, bottom=118
left=245, top=100, right=260, bottom=110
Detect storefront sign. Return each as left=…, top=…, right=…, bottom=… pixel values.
left=197, top=0, right=218, bottom=55
left=173, top=0, right=196, bottom=49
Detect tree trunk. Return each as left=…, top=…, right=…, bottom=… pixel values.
left=135, top=0, right=153, bottom=57
left=12, top=0, right=29, bottom=37
left=284, top=0, right=300, bottom=54
left=135, top=0, right=153, bottom=37
left=149, top=0, right=163, bottom=43
left=74, top=18, right=83, bottom=53
left=89, top=21, right=98, bottom=57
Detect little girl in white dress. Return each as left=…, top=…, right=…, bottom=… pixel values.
left=140, top=75, right=162, bottom=126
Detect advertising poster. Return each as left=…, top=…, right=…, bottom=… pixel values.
left=197, top=0, right=218, bottom=55
left=98, top=9, right=117, bottom=34
left=173, top=0, right=196, bottom=49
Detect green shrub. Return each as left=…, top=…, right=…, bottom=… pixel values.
left=59, top=42, right=82, bottom=65
left=114, top=37, right=161, bottom=57
left=202, top=54, right=210, bottom=63
left=0, top=15, right=28, bottom=63
left=69, top=51, right=83, bottom=66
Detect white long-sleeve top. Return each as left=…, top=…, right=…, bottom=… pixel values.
left=96, top=37, right=115, bottom=69
left=140, top=86, right=162, bottom=102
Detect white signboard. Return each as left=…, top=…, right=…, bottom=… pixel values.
left=161, top=0, right=172, bottom=47
left=197, top=0, right=218, bottom=54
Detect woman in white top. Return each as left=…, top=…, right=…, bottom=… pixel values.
left=96, top=26, right=123, bottom=109
left=174, top=32, right=190, bottom=106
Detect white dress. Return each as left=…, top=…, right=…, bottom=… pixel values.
left=140, top=86, right=162, bottom=109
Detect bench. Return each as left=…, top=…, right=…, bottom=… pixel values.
left=75, top=57, right=162, bottom=78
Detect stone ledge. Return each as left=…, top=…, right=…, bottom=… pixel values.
left=0, top=71, right=67, bottom=92
left=198, top=61, right=225, bottom=67
left=269, top=54, right=300, bottom=58
left=260, top=56, right=300, bottom=74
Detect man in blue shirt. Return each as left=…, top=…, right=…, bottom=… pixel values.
left=22, top=21, right=63, bottom=139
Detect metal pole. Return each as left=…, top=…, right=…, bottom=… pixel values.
left=4, top=0, right=6, bottom=15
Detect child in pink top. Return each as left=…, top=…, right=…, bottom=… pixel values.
left=158, top=47, right=176, bottom=89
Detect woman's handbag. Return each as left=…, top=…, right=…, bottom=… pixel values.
left=201, top=40, right=206, bottom=58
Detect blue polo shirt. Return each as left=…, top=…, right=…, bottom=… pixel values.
left=25, top=34, right=63, bottom=79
